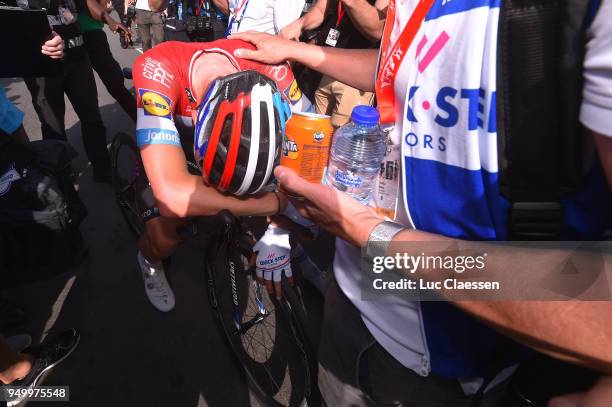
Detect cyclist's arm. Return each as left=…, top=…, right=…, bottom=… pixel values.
left=140, top=144, right=280, bottom=218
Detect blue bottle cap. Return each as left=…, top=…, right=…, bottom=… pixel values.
left=350, top=105, right=380, bottom=125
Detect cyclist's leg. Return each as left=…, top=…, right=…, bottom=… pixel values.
left=138, top=216, right=185, bottom=263
left=135, top=214, right=181, bottom=312
left=127, top=155, right=179, bottom=311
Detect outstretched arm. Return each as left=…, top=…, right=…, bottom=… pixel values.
left=273, top=165, right=612, bottom=375
left=86, top=0, right=129, bottom=32
left=231, top=31, right=378, bottom=91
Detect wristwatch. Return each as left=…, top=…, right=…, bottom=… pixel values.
left=362, top=221, right=404, bottom=264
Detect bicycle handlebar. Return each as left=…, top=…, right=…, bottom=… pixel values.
left=176, top=210, right=238, bottom=243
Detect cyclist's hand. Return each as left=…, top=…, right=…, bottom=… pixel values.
left=253, top=225, right=293, bottom=299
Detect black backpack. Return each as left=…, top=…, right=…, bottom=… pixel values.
left=0, top=137, right=88, bottom=286
left=497, top=0, right=603, bottom=240
left=473, top=1, right=605, bottom=405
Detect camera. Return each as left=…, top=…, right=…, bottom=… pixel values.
left=185, top=15, right=213, bottom=42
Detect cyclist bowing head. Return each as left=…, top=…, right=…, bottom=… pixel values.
left=131, top=39, right=311, bottom=312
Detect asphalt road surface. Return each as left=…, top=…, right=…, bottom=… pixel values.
left=1, top=26, right=329, bottom=407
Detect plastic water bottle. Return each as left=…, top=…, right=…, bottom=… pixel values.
left=325, top=106, right=385, bottom=204
left=177, top=0, right=183, bottom=20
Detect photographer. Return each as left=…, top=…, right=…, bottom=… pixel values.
left=21, top=0, right=128, bottom=182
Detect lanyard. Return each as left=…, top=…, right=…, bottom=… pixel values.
left=336, top=1, right=345, bottom=27
left=225, top=0, right=250, bottom=35
left=375, top=0, right=435, bottom=124
left=196, top=0, right=210, bottom=17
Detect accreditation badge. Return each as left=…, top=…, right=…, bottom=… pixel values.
left=325, top=28, right=340, bottom=47
left=230, top=20, right=240, bottom=34
left=373, top=125, right=400, bottom=220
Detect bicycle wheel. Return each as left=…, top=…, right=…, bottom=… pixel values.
left=208, top=228, right=319, bottom=407
left=110, top=132, right=145, bottom=238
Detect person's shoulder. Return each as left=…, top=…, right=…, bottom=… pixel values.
left=132, top=45, right=183, bottom=95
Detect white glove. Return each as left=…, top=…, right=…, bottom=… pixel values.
left=253, top=225, right=293, bottom=298
left=280, top=200, right=320, bottom=239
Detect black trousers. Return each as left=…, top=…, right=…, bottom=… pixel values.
left=24, top=54, right=110, bottom=169
left=318, top=279, right=515, bottom=407
left=82, top=29, right=137, bottom=122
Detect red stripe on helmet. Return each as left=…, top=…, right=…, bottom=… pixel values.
left=203, top=100, right=232, bottom=183
left=219, top=93, right=250, bottom=191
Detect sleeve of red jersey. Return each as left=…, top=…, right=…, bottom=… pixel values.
left=133, top=53, right=183, bottom=148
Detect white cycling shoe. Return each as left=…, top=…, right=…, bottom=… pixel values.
left=137, top=251, right=176, bottom=312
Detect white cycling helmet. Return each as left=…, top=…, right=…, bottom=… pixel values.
left=194, top=70, right=292, bottom=196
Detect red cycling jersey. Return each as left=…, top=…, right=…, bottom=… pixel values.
left=133, top=39, right=311, bottom=149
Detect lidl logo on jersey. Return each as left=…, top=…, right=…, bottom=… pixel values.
left=286, top=80, right=303, bottom=105
left=139, top=89, right=172, bottom=118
